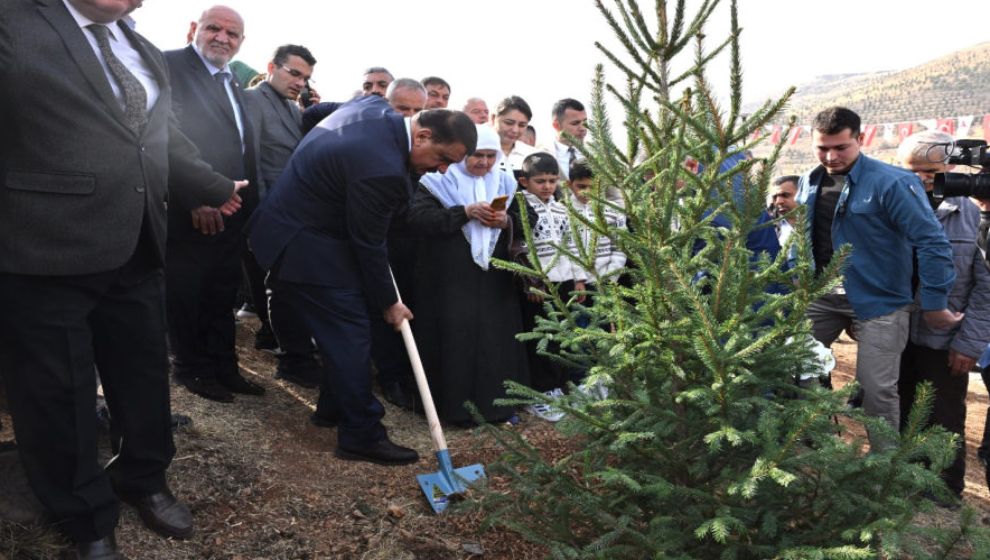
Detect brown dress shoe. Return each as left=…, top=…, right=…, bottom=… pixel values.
left=120, top=488, right=194, bottom=540
left=62, top=535, right=129, bottom=559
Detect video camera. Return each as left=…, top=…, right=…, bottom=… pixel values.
left=933, top=139, right=990, bottom=198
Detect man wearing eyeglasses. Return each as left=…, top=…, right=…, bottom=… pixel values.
left=243, top=44, right=323, bottom=389
left=796, top=106, right=957, bottom=451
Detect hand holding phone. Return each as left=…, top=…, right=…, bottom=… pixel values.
left=490, top=194, right=509, bottom=211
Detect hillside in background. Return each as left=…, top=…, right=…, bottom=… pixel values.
left=747, top=42, right=990, bottom=174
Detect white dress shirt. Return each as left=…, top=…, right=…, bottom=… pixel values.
left=62, top=0, right=160, bottom=112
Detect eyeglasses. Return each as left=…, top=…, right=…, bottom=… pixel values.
left=279, top=65, right=313, bottom=83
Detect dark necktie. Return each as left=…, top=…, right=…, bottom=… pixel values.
left=214, top=71, right=234, bottom=112
left=87, top=24, right=147, bottom=133
left=567, top=146, right=577, bottom=167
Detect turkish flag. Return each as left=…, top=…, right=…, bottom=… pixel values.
left=936, top=118, right=955, bottom=135
left=984, top=115, right=990, bottom=142
left=770, top=124, right=782, bottom=144
left=897, top=122, right=914, bottom=143
left=788, top=127, right=802, bottom=145
left=862, top=124, right=878, bottom=147
left=751, top=127, right=762, bottom=141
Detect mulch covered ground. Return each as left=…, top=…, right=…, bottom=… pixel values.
left=1, top=324, right=989, bottom=559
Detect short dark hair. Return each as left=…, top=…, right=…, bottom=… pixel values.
left=415, top=110, right=477, bottom=154
left=520, top=152, right=559, bottom=178
left=772, top=175, right=799, bottom=188
left=569, top=159, right=593, bottom=181
left=552, top=98, right=585, bottom=124
left=812, top=106, right=860, bottom=136
left=494, top=95, right=532, bottom=121
left=364, top=66, right=393, bottom=79
left=421, top=76, right=450, bottom=91
left=272, top=44, right=316, bottom=67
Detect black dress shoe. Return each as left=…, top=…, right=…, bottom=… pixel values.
left=120, top=488, right=193, bottom=540
left=175, top=375, right=234, bottom=403
left=170, top=414, right=193, bottom=431
left=274, top=365, right=320, bottom=389
left=309, top=411, right=338, bottom=428
left=62, top=535, right=128, bottom=560
left=335, top=437, right=419, bottom=466
left=253, top=323, right=280, bottom=353
left=381, top=381, right=415, bottom=410
left=218, top=371, right=266, bottom=396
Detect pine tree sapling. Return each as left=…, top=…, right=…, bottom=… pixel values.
left=478, top=1, right=982, bottom=558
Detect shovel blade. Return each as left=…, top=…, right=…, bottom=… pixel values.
left=417, top=461, right=486, bottom=514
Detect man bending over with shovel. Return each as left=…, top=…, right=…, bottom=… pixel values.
left=248, top=96, right=476, bottom=465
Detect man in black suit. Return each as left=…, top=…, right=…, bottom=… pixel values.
left=0, top=0, right=245, bottom=557
left=243, top=44, right=323, bottom=388
left=164, top=5, right=265, bottom=403
left=249, top=100, right=476, bottom=465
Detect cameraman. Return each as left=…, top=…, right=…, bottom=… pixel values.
left=896, top=130, right=990, bottom=501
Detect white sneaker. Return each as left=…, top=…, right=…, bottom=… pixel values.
left=236, top=303, right=258, bottom=319
left=578, top=380, right=609, bottom=400
left=526, top=388, right=565, bottom=422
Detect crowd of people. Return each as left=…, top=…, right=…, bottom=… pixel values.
left=1, top=2, right=988, bottom=559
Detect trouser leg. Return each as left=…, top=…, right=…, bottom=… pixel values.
left=900, top=342, right=968, bottom=494
left=279, top=281, right=386, bottom=447
left=854, top=305, right=910, bottom=448
left=0, top=272, right=118, bottom=542
left=94, top=269, right=174, bottom=498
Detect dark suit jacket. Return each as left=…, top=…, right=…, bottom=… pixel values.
left=0, top=0, right=233, bottom=275
left=164, top=45, right=258, bottom=242
left=243, top=81, right=303, bottom=196
left=248, top=96, right=411, bottom=310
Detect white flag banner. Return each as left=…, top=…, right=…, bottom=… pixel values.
left=957, top=115, right=975, bottom=137
left=919, top=119, right=937, bottom=131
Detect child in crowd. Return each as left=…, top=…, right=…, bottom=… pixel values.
left=566, top=159, right=627, bottom=290
left=516, top=153, right=584, bottom=421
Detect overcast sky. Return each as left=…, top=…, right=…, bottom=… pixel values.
left=132, top=0, right=987, bottom=142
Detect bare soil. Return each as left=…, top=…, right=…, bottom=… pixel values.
left=1, top=325, right=989, bottom=559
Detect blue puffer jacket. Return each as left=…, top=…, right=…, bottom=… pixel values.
left=909, top=197, right=990, bottom=358
left=797, top=155, right=954, bottom=320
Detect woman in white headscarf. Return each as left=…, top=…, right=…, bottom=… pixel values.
left=407, top=124, right=529, bottom=425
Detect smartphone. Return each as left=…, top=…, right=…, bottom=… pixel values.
left=490, top=195, right=509, bottom=211
left=299, top=82, right=314, bottom=108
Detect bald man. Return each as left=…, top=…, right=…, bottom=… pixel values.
left=164, top=5, right=265, bottom=403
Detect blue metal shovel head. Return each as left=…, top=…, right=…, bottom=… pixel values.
left=417, top=449, right=486, bottom=514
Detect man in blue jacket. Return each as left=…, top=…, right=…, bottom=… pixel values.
left=249, top=97, right=476, bottom=465
left=797, top=107, right=958, bottom=450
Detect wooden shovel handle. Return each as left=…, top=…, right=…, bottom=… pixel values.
left=390, top=270, right=447, bottom=452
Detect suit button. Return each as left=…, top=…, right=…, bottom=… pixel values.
left=140, top=145, right=146, bottom=152
left=136, top=185, right=145, bottom=192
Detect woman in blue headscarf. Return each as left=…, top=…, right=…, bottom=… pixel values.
left=407, top=125, right=529, bottom=425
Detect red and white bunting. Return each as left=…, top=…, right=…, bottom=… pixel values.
left=957, top=116, right=974, bottom=137
left=883, top=123, right=897, bottom=143
left=862, top=124, right=878, bottom=147
left=770, top=124, right=782, bottom=144
left=896, top=123, right=915, bottom=143
left=936, top=118, right=956, bottom=135
left=788, top=126, right=803, bottom=145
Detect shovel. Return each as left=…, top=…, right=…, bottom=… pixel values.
left=389, top=272, right=486, bottom=514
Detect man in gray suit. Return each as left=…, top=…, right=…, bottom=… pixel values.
left=243, top=44, right=323, bottom=388
left=0, top=0, right=244, bottom=557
